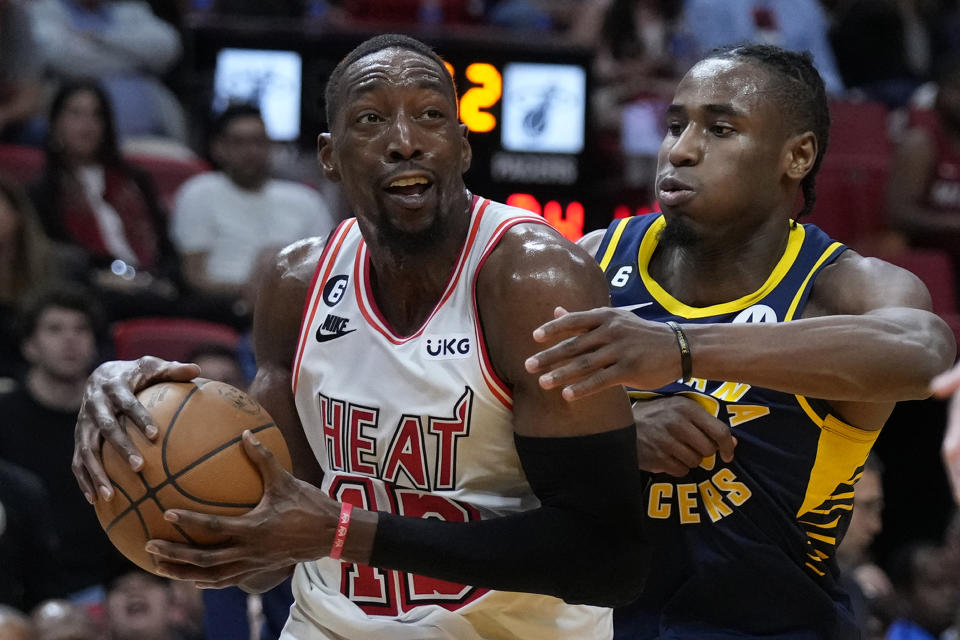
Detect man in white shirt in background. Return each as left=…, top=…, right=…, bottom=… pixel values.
left=172, top=104, right=336, bottom=320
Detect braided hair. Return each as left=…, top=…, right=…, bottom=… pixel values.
left=707, top=44, right=830, bottom=219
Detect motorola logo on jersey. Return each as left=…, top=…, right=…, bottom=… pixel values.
left=316, top=313, right=356, bottom=342
left=425, top=334, right=472, bottom=359
left=323, top=275, right=350, bottom=307
left=733, top=304, right=778, bottom=324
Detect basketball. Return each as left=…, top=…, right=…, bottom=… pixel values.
left=94, top=379, right=292, bottom=575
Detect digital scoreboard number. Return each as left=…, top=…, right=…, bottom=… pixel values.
left=441, top=56, right=594, bottom=240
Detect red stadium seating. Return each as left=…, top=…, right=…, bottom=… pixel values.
left=807, top=100, right=893, bottom=248
left=0, top=144, right=43, bottom=185
left=126, top=153, right=209, bottom=210
left=879, top=248, right=960, bottom=346
left=0, top=144, right=208, bottom=210
left=111, top=317, right=241, bottom=362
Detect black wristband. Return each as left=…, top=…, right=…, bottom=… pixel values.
left=665, top=320, right=692, bottom=382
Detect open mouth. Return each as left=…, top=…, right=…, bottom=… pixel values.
left=385, top=176, right=431, bottom=196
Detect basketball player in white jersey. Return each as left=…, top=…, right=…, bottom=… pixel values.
left=71, top=35, right=651, bottom=639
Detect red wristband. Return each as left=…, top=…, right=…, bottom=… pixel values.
left=329, top=502, right=353, bottom=560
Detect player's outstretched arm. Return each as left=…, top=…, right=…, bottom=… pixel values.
left=73, top=357, right=200, bottom=504
left=526, top=252, right=955, bottom=416
left=932, top=364, right=960, bottom=504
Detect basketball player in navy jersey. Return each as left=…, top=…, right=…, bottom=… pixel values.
left=70, top=34, right=649, bottom=639
left=526, top=44, right=956, bottom=638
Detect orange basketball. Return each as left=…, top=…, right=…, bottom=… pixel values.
left=94, top=379, right=292, bottom=575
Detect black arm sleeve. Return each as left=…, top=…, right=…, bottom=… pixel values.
left=369, top=425, right=650, bottom=607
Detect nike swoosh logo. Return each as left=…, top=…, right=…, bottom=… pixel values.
left=315, top=328, right=357, bottom=343
left=616, top=302, right=653, bottom=312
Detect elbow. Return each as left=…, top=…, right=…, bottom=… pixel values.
left=557, top=529, right=649, bottom=607
left=901, top=316, right=957, bottom=399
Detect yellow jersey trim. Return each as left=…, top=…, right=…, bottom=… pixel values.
left=784, top=240, right=845, bottom=321
left=636, top=217, right=808, bottom=318
left=598, top=217, right=632, bottom=272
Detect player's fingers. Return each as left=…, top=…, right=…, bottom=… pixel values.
left=931, top=364, right=960, bottom=397
left=661, top=438, right=707, bottom=471
left=240, top=430, right=285, bottom=482
left=136, top=356, right=202, bottom=388
left=153, top=558, right=249, bottom=583
left=529, top=308, right=606, bottom=346
left=535, top=342, right=619, bottom=391
left=194, top=569, right=265, bottom=590
left=691, top=415, right=738, bottom=463
left=665, top=422, right=719, bottom=460
left=943, top=395, right=960, bottom=503
left=653, top=455, right=696, bottom=478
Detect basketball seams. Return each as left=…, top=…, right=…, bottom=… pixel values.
left=165, top=422, right=277, bottom=508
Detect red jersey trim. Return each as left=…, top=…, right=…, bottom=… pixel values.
left=292, top=219, right=357, bottom=395
left=472, top=213, right=549, bottom=410
left=356, top=198, right=492, bottom=344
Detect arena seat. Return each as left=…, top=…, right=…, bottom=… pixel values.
left=0, top=144, right=44, bottom=185
left=808, top=100, right=893, bottom=248
left=0, top=144, right=207, bottom=210
left=111, top=317, right=241, bottom=362
left=879, top=247, right=960, bottom=347
left=126, top=153, right=210, bottom=211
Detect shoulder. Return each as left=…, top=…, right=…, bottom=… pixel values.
left=807, top=249, right=933, bottom=315
left=479, top=220, right=610, bottom=312
left=253, top=235, right=332, bottom=363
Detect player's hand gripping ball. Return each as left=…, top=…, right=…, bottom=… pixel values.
left=94, top=379, right=292, bottom=575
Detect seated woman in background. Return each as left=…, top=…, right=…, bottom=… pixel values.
left=0, top=173, right=59, bottom=380
left=29, top=80, right=182, bottom=320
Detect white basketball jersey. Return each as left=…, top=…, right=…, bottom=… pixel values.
left=285, top=196, right=612, bottom=640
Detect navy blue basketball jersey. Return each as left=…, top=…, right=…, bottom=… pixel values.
left=598, top=214, right=870, bottom=640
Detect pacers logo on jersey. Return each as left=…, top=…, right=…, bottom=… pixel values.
left=733, top=304, right=778, bottom=324
left=424, top=334, right=473, bottom=360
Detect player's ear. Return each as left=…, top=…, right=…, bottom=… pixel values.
left=459, top=123, right=472, bottom=173
left=784, top=131, right=817, bottom=181
left=317, top=133, right=341, bottom=182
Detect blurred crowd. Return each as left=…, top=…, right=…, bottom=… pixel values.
left=2, top=1, right=960, bottom=639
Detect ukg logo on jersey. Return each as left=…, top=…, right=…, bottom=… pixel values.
left=424, top=334, right=473, bottom=359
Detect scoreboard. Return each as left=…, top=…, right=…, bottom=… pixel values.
left=190, top=19, right=633, bottom=238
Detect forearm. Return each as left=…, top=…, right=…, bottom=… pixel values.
left=364, top=426, right=648, bottom=606
left=683, top=309, right=955, bottom=401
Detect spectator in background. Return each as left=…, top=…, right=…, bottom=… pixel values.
left=680, top=0, right=845, bottom=95
left=837, top=453, right=895, bottom=639
left=0, top=460, right=62, bottom=613
left=29, top=0, right=186, bottom=144
left=105, top=571, right=190, bottom=640
left=0, top=286, right=128, bottom=611
left=171, top=104, right=334, bottom=325
left=0, top=605, right=33, bottom=640
left=569, top=0, right=684, bottom=201
left=0, top=0, right=44, bottom=145
left=32, top=599, right=102, bottom=640
left=886, top=55, right=960, bottom=286
left=29, top=81, right=183, bottom=321
left=886, top=542, right=958, bottom=640
left=0, top=173, right=59, bottom=381
left=827, top=0, right=934, bottom=109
